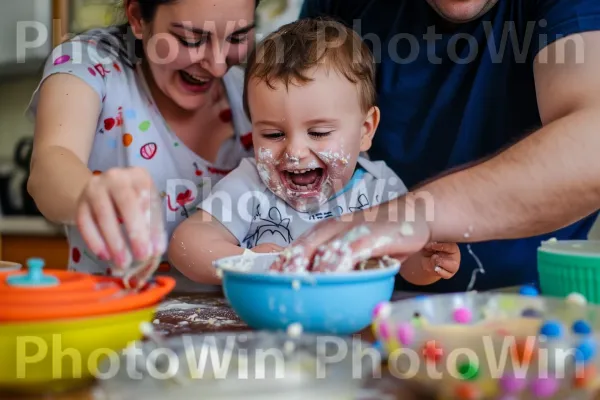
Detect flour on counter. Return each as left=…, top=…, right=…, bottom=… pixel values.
left=154, top=297, right=246, bottom=332
left=158, top=300, right=208, bottom=311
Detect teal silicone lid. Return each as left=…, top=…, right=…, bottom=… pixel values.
left=6, top=258, right=59, bottom=287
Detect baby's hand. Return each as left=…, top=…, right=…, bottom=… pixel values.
left=251, top=243, right=284, bottom=254
left=421, top=242, right=461, bottom=280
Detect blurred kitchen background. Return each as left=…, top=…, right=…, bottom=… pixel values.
left=0, top=0, right=302, bottom=264
left=1, top=0, right=598, bottom=265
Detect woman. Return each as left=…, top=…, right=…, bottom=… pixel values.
left=27, top=0, right=258, bottom=289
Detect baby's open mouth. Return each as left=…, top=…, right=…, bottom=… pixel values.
left=281, top=168, right=324, bottom=192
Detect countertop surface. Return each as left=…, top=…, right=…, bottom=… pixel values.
left=0, top=286, right=558, bottom=400
left=0, top=216, right=64, bottom=235
left=1, top=290, right=438, bottom=400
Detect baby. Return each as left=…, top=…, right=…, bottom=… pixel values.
left=168, top=18, right=460, bottom=284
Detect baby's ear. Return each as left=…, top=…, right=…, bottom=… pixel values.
left=360, top=106, right=380, bottom=152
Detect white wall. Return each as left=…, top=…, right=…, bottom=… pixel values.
left=0, top=1, right=51, bottom=162
left=0, top=78, right=39, bottom=162
left=0, top=0, right=52, bottom=65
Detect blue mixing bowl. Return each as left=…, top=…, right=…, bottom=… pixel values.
left=214, top=253, right=400, bottom=335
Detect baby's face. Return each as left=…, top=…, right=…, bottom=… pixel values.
left=247, top=66, right=377, bottom=212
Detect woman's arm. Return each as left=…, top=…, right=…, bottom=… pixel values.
left=28, top=74, right=100, bottom=224
left=28, top=73, right=159, bottom=267
left=168, top=210, right=244, bottom=284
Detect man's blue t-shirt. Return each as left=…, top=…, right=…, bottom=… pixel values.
left=300, top=0, right=600, bottom=292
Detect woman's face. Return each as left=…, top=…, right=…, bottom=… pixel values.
left=134, top=0, right=256, bottom=111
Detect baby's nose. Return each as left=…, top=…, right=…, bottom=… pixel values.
left=285, top=142, right=310, bottom=161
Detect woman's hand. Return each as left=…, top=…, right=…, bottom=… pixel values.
left=270, top=202, right=431, bottom=272
left=75, top=167, right=166, bottom=271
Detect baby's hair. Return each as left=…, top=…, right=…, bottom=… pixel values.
left=243, top=17, right=376, bottom=118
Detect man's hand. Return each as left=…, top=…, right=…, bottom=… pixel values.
left=270, top=201, right=431, bottom=272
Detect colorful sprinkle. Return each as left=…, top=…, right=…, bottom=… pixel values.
left=519, top=285, right=538, bottom=296
left=422, top=340, right=443, bottom=363
left=574, top=338, right=596, bottom=363
left=412, top=313, right=426, bottom=328
left=378, top=322, right=390, bottom=339
left=572, top=320, right=592, bottom=335
left=500, top=374, right=527, bottom=393
left=372, top=340, right=384, bottom=354
left=574, top=364, right=596, bottom=388
left=498, top=297, right=519, bottom=311
left=370, top=320, right=380, bottom=340
left=457, top=360, right=479, bottom=380
left=454, top=382, right=481, bottom=399
left=396, top=322, right=414, bottom=345
left=372, top=302, right=391, bottom=319
left=453, top=307, right=473, bottom=324
left=566, top=292, right=587, bottom=306
left=511, top=338, right=536, bottom=365
left=539, top=321, right=564, bottom=339
left=530, top=377, right=559, bottom=398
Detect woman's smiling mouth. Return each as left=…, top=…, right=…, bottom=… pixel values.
left=179, top=70, right=213, bottom=93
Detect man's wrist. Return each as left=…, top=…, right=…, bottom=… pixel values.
left=397, top=192, right=433, bottom=242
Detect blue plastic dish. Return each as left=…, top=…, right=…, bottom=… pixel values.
left=214, top=253, right=400, bottom=335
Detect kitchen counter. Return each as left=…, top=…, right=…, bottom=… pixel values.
left=3, top=290, right=438, bottom=400
left=0, top=216, right=64, bottom=236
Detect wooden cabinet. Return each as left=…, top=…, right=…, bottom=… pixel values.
left=52, top=0, right=69, bottom=47
left=0, top=235, right=69, bottom=270
left=0, top=218, right=69, bottom=269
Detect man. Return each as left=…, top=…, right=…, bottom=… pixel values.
left=278, top=0, right=600, bottom=292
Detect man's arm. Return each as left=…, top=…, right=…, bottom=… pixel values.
left=414, top=31, right=600, bottom=243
